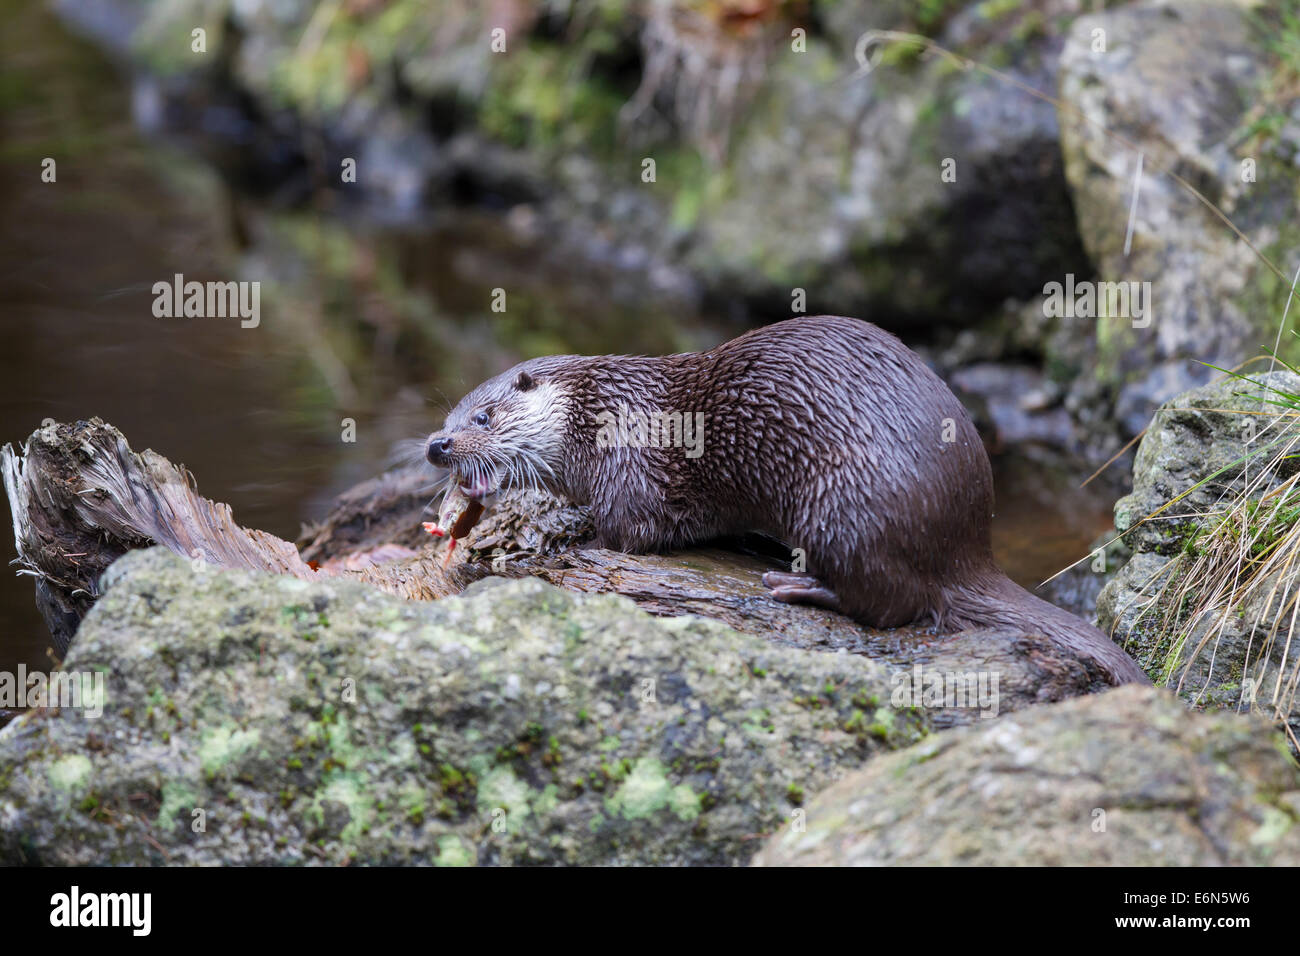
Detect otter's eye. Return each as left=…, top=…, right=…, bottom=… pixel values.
left=473, top=410, right=490, bottom=428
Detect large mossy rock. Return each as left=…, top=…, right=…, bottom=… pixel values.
left=0, top=548, right=927, bottom=865
left=755, top=685, right=1300, bottom=866
left=1058, top=1, right=1299, bottom=435
left=1097, top=371, right=1300, bottom=737
left=671, top=1, right=1089, bottom=322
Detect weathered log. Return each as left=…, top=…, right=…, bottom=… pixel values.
left=524, top=548, right=1111, bottom=723
left=0, top=420, right=464, bottom=652
left=1, top=421, right=288, bottom=652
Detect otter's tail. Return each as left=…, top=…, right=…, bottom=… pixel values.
left=940, top=572, right=1150, bottom=686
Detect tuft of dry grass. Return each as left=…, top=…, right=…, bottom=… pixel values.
left=1115, top=372, right=1300, bottom=748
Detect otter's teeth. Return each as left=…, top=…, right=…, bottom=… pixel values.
left=459, top=476, right=496, bottom=501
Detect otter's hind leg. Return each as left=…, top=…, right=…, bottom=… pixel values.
left=761, top=571, right=843, bottom=612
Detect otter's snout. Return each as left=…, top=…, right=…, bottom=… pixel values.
left=426, top=435, right=454, bottom=467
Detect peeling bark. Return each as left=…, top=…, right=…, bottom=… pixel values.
left=3, top=420, right=315, bottom=653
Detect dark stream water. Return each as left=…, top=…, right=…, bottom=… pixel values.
left=0, top=1, right=1116, bottom=678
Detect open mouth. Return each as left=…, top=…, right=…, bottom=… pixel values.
left=456, top=473, right=498, bottom=501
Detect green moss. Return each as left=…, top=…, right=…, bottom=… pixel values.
left=1238, top=219, right=1300, bottom=370
left=399, top=784, right=427, bottom=825
left=874, top=36, right=928, bottom=70
left=868, top=708, right=896, bottom=738
left=323, top=714, right=361, bottom=768
left=439, top=764, right=468, bottom=792
left=543, top=735, right=563, bottom=767
left=477, top=40, right=628, bottom=155
left=977, top=0, right=1024, bottom=21
left=914, top=0, right=966, bottom=33
left=1240, top=1, right=1300, bottom=154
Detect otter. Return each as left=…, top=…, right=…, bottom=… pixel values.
left=426, top=315, right=1148, bottom=685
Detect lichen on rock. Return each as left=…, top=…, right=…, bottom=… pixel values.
left=1057, top=1, right=1300, bottom=435
left=0, top=547, right=927, bottom=865
left=755, top=685, right=1300, bottom=866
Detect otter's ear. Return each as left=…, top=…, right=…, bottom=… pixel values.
left=514, top=370, right=536, bottom=392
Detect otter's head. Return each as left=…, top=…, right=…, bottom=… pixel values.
left=426, top=357, right=571, bottom=500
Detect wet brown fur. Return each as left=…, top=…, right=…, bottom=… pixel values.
left=429, top=316, right=1149, bottom=685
